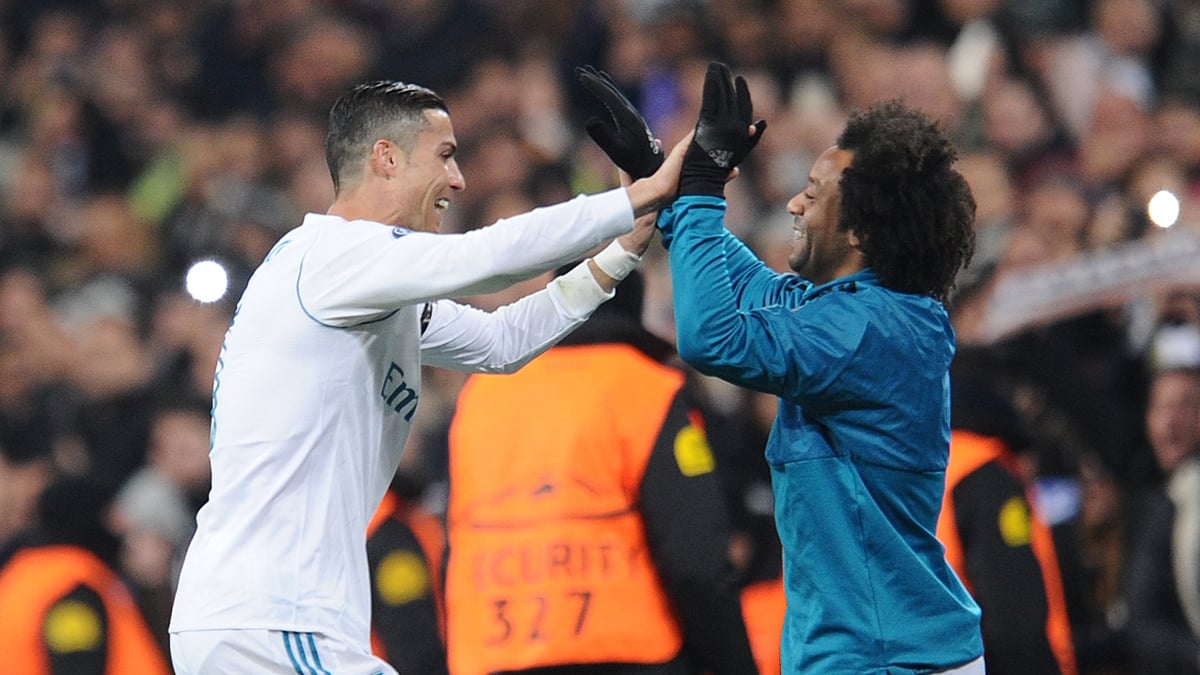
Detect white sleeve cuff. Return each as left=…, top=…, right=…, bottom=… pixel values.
left=592, top=239, right=642, bottom=281
left=548, top=259, right=614, bottom=319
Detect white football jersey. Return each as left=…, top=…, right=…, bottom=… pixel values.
left=170, top=189, right=634, bottom=647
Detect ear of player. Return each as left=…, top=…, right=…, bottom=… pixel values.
left=679, top=62, right=768, bottom=198
left=575, top=65, right=664, bottom=179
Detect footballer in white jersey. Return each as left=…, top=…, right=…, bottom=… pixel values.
left=169, top=80, right=685, bottom=674
left=170, top=191, right=631, bottom=637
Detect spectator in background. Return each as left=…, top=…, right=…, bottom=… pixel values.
left=267, top=13, right=377, bottom=120
left=0, top=156, right=65, bottom=272
left=1038, top=0, right=1159, bottom=142
left=1145, top=296, right=1200, bottom=374
left=111, top=394, right=212, bottom=655
left=975, top=76, right=1075, bottom=189
left=445, top=268, right=758, bottom=674
left=1013, top=177, right=1091, bottom=264
left=0, top=476, right=171, bottom=675
left=55, top=288, right=157, bottom=496
left=1076, top=89, right=1152, bottom=199
left=1125, top=365, right=1200, bottom=674
left=0, top=264, right=75, bottom=434
left=367, top=468, right=448, bottom=674
left=1159, top=1, right=1200, bottom=104
left=1151, top=98, right=1200, bottom=186
left=939, top=376, right=1077, bottom=675
left=702, top=385, right=787, bottom=675
left=144, top=286, right=233, bottom=404
left=953, top=150, right=1016, bottom=294
left=0, top=416, right=55, bottom=557
left=360, top=0, right=501, bottom=94
left=1066, top=451, right=1132, bottom=675
left=189, top=0, right=329, bottom=120
left=44, top=192, right=163, bottom=494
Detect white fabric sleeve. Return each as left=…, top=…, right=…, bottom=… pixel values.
left=298, top=189, right=634, bottom=325
left=419, top=260, right=613, bottom=373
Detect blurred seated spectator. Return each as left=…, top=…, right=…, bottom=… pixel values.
left=54, top=289, right=157, bottom=495
left=367, top=468, right=448, bottom=674
left=0, top=476, right=171, bottom=674
left=1125, top=363, right=1200, bottom=674
left=1062, top=452, right=1131, bottom=675
left=939, top=376, right=1077, bottom=675
left=0, top=416, right=55, bottom=556
left=111, top=394, right=212, bottom=655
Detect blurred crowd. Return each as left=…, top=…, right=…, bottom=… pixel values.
left=0, top=0, right=1199, bottom=673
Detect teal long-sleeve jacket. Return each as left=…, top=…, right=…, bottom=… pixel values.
left=659, top=195, right=983, bottom=674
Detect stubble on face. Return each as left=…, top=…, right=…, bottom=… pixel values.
left=397, top=110, right=460, bottom=234
left=789, top=147, right=854, bottom=282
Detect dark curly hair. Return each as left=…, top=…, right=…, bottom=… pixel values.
left=836, top=100, right=975, bottom=303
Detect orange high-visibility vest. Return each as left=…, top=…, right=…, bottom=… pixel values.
left=741, top=575, right=785, bottom=675
left=939, top=430, right=1078, bottom=675
left=367, top=489, right=447, bottom=659
left=445, top=344, right=686, bottom=675
left=0, top=545, right=170, bottom=675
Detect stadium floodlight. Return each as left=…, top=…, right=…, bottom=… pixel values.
left=1148, top=189, right=1180, bottom=229
left=186, top=259, right=230, bottom=303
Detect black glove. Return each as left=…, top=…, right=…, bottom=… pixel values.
left=680, top=62, right=767, bottom=197
left=575, top=65, right=663, bottom=179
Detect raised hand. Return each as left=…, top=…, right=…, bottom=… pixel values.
left=679, top=62, right=767, bottom=197
left=576, top=65, right=664, bottom=179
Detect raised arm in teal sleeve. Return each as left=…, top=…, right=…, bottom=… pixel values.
left=661, top=197, right=805, bottom=311
left=662, top=195, right=791, bottom=391
left=659, top=196, right=742, bottom=362
left=721, top=227, right=807, bottom=312
left=661, top=195, right=866, bottom=399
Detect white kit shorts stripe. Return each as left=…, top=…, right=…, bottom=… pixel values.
left=282, top=631, right=331, bottom=675
left=171, top=629, right=399, bottom=675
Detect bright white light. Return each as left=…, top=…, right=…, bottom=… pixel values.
left=1148, top=190, right=1180, bottom=229
left=185, top=260, right=229, bottom=303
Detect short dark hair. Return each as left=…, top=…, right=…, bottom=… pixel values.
left=325, top=80, right=448, bottom=194
left=836, top=100, right=975, bottom=303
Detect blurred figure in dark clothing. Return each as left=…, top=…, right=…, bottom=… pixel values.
left=0, top=475, right=171, bottom=674
left=1125, top=366, right=1200, bottom=674
left=939, top=376, right=1078, bottom=675
left=367, top=469, right=449, bottom=674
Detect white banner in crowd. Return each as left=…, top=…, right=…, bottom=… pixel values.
left=980, top=230, right=1200, bottom=343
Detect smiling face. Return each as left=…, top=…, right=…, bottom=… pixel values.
left=393, top=109, right=465, bottom=233
left=785, top=145, right=859, bottom=283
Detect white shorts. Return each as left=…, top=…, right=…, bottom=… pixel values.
left=934, top=655, right=986, bottom=674
left=170, top=629, right=399, bottom=675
